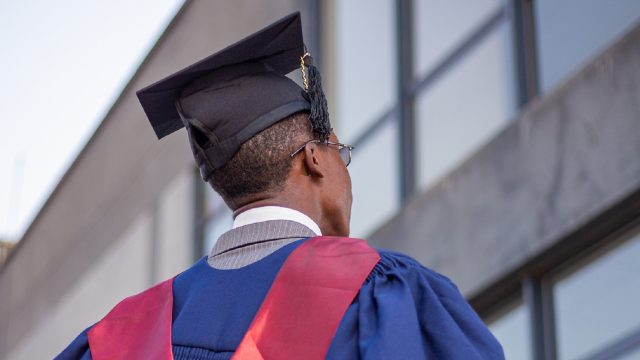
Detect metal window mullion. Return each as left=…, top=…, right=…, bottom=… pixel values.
left=523, top=276, right=557, bottom=360
left=192, top=167, right=206, bottom=261
left=510, top=0, right=540, bottom=107
left=410, top=6, right=507, bottom=95
left=311, top=0, right=322, bottom=70
left=396, top=0, right=416, bottom=203
left=299, top=0, right=322, bottom=69
left=351, top=107, right=396, bottom=150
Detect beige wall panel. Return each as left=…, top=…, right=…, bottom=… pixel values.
left=157, top=169, right=195, bottom=281
left=6, top=212, right=152, bottom=360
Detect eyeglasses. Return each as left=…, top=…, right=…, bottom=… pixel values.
left=290, top=139, right=355, bottom=167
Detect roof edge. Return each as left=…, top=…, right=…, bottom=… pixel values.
left=0, top=0, right=193, bottom=273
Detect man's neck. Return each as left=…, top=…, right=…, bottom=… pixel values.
left=233, top=206, right=322, bottom=236
left=231, top=185, right=325, bottom=235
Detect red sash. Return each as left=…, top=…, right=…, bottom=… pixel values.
left=87, top=278, right=175, bottom=359
left=87, top=236, right=380, bottom=360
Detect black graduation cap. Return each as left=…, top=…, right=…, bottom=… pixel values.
left=136, top=12, right=331, bottom=181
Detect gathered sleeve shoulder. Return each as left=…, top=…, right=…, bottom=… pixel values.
left=329, top=250, right=505, bottom=360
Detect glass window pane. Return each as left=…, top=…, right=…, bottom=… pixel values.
left=348, top=119, right=399, bottom=238
left=203, top=206, right=233, bottom=255
left=535, top=0, right=640, bottom=94
left=553, top=229, right=640, bottom=360
left=413, top=0, right=503, bottom=79
left=616, top=345, right=640, bottom=360
left=204, top=185, right=226, bottom=217
left=488, top=301, right=532, bottom=360
left=334, top=0, right=396, bottom=143
left=416, top=22, right=514, bottom=190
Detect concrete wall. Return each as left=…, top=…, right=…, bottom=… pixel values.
left=3, top=169, right=195, bottom=359
left=7, top=211, right=153, bottom=359
left=370, top=23, right=640, bottom=298
left=0, top=0, right=301, bottom=358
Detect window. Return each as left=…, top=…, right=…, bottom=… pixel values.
left=616, top=346, right=640, bottom=360
left=553, top=230, right=640, bottom=359
left=198, top=183, right=232, bottom=256
left=413, top=0, right=503, bottom=79
left=329, top=0, right=399, bottom=236
left=534, top=0, right=640, bottom=94
left=479, top=225, right=640, bottom=360
left=333, top=0, right=397, bottom=143
left=415, top=20, right=514, bottom=190
left=202, top=205, right=232, bottom=255
left=487, top=300, right=532, bottom=360
left=327, top=0, right=515, bottom=233
left=348, top=118, right=400, bottom=237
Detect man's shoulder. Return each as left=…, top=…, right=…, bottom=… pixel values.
left=369, top=248, right=432, bottom=271
left=348, top=246, right=505, bottom=359
left=366, top=247, right=458, bottom=288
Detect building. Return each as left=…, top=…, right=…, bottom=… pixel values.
left=1, top=1, right=639, bottom=359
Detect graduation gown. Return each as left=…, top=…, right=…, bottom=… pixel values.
left=56, top=237, right=503, bottom=359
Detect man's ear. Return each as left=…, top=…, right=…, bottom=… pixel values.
left=303, top=142, right=325, bottom=179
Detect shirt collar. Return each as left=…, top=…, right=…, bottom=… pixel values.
left=233, top=206, right=322, bottom=236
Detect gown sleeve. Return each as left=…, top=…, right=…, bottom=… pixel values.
left=54, top=327, right=92, bottom=360
left=327, top=250, right=505, bottom=360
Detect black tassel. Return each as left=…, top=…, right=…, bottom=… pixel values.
left=304, top=56, right=332, bottom=141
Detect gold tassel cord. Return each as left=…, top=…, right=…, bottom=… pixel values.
left=300, top=52, right=311, bottom=91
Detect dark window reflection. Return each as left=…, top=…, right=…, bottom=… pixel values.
left=487, top=300, right=532, bottom=360
left=553, top=230, right=640, bottom=359
left=535, top=0, right=640, bottom=93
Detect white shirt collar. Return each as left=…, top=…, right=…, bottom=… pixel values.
left=233, top=206, right=322, bottom=236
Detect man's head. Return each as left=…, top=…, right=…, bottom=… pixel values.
left=209, top=111, right=353, bottom=236
left=208, top=112, right=310, bottom=208
left=136, top=13, right=349, bottom=233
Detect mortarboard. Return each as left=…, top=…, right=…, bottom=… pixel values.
left=136, top=12, right=331, bottom=181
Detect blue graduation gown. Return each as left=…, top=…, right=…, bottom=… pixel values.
left=56, top=238, right=504, bottom=359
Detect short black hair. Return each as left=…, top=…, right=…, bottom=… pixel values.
left=208, top=112, right=314, bottom=209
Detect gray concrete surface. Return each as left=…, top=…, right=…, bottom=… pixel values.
left=370, top=22, right=640, bottom=299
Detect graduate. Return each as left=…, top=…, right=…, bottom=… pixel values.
left=56, top=12, right=504, bottom=360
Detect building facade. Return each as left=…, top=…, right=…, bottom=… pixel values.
left=1, top=1, right=639, bottom=359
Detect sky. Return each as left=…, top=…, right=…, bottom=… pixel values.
left=0, top=0, right=184, bottom=242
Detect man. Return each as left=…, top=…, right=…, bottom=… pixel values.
left=57, top=12, right=503, bottom=359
